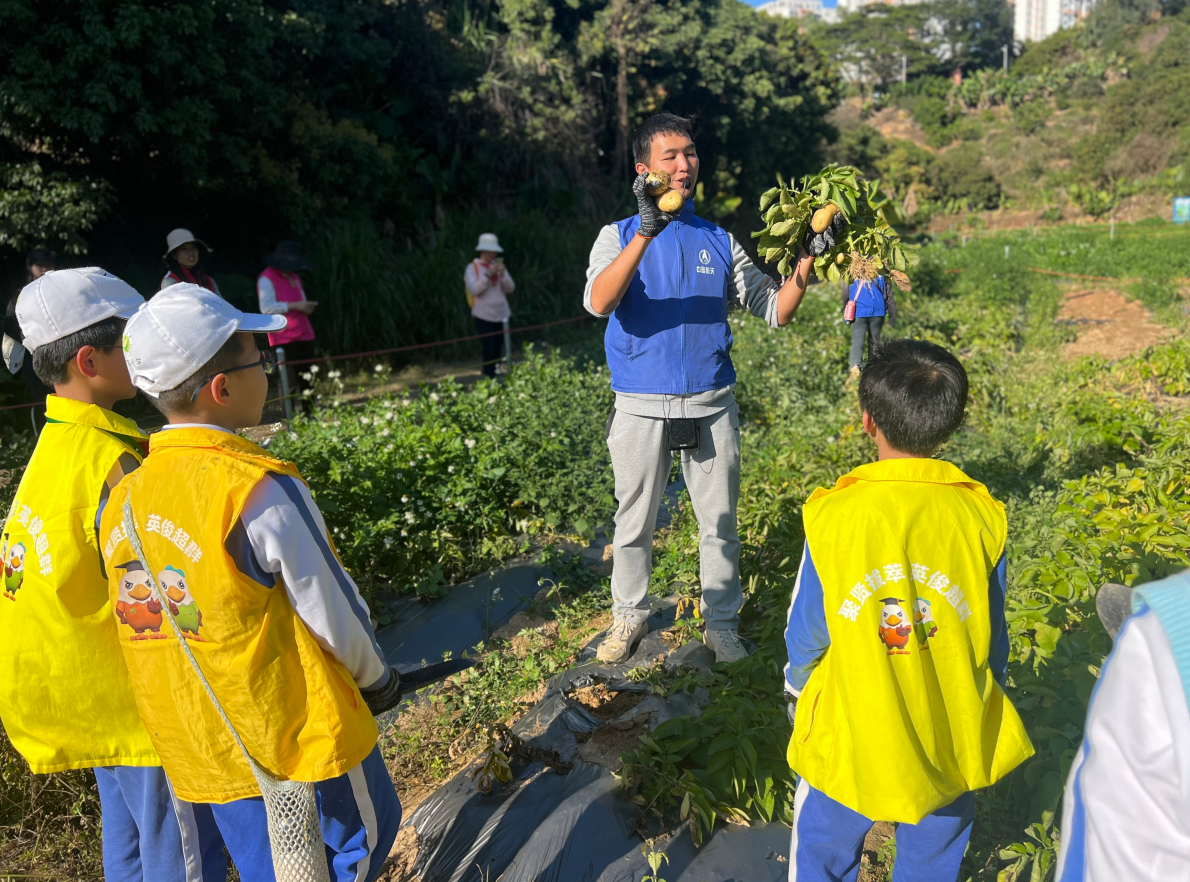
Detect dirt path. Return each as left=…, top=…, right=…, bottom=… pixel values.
left=1058, top=286, right=1176, bottom=360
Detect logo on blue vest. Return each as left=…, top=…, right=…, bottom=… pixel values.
left=696, top=249, right=715, bottom=275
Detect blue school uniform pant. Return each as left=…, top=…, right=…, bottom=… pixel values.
left=173, top=745, right=401, bottom=882
left=94, top=765, right=210, bottom=882
left=789, top=778, right=975, bottom=882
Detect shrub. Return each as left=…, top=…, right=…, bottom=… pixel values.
left=929, top=146, right=1002, bottom=210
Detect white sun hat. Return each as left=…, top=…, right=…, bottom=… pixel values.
left=122, top=284, right=285, bottom=396
left=163, top=228, right=212, bottom=259
left=16, top=267, right=145, bottom=352
left=475, top=233, right=504, bottom=253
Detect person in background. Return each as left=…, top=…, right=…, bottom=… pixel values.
left=3, top=249, right=57, bottom=434
left=465, top=233, right=515, bottom=379
left=257, top=240, right=318, bottom=405
left=160, top=228, right=221, bottom=295
left=846, top=274, right=894, bottom=378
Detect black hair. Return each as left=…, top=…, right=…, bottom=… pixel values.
left=30, top=317, right=125, bottom=387
left=858, top=338, right=968, bottom=456
left=164, top=244, right=214, bottom=287
left=632, top=113, right=694, bottom=167
left=151, top=332, right=252, bottom=416
left=25, top=248, right=54, bottom=268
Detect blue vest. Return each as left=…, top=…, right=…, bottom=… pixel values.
left=605, top=203, right=735, bottom=395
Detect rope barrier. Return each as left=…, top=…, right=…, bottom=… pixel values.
left=0, top=315, right=593, bottom=415
left=276, top=314, right=591, bottom=367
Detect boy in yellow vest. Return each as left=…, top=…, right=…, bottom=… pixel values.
left=0, top=268, right=209, bottom=880
left=100, top=285, right=402, bottom=882
left=783, top=339, right=1033, bottom=881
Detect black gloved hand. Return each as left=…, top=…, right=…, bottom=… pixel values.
left=803, top=211, right=847, bottom=258
left=360, top=666, right=403, bottom=716
left=785, top=693, right=797, bottom=727
left=633, top=172, right=678, bottom=238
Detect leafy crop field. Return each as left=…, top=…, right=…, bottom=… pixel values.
left=3, top=223, right=1190, bottom=879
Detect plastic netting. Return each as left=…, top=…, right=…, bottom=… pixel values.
left=123, top=498, right=331, bottom=882
left=250, top=761, right=331, bottom=882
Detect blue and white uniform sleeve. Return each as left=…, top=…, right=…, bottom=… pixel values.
left=784, top=541, right=831, bottom=697
left=230, top=474, right=389, bottom=690
left=1056, top=605, right=1190, bottom=881
left=988, top=552, right=1009, bottom=687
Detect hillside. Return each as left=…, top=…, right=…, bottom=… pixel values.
left=826, top=11, right=1190, bottom=231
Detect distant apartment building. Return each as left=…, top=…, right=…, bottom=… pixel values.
left=1013, top=0, right=1098, bottom=43
left=757, top=0, right=840, bottom=24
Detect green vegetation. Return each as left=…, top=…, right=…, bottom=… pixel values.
left=826, top=5, right=1190, bottom=226
left=267, top=349, right=615, bottom=599
left=4, top=220, right=1190, bottom=876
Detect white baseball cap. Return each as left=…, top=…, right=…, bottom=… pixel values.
left=16, top=268, right=145, bottom=352
left=122, top=284, right=286, bottom=396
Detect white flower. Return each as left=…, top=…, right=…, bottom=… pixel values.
left=380, top=429, right=390, bottom=437
left=385, top=444, right=394, bottom=451
left=328, top=370, right=341, bottom=379
left=430, top=393, right=440, bottom=402
left=485, top=424, right=494, bottom=431
left=300, top=372, right=312, bottom=381
left=309, top=365, right=320, bottom=374
left=448, top=466, right=455, bottom=473
left=401, top=495, right=409, bottom=503
left=550, top=432, right=557, bottom=438
left=405, top=511, right=416, bottom=523
left=488, top=396, right=497, bottom=404
left=401, top=529, right=408, bottom=537
left=451, top=391, right=458, bottom=398
left=518, top=393, right=526, bottom=400
left=374, top=364, right=384, bottom=373
left=464, top=438, right=476, bottom=449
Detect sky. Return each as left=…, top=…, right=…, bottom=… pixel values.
left=743, top=0, right=840, bottom=10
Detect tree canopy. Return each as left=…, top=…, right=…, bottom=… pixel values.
left=0, top=0, right=840, bottom=266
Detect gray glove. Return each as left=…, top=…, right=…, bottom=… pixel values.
left=785, top=693, right=797, bottom=727
left=803, top=211, right=846, bottom=258
left=360, top=666, right=403, bottom=715
left=633, top=172, right=677, bottom=238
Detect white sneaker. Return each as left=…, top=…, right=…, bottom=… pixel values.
left=596, top=619, right=648, bottom=663
left=703, top=628, right=750, bottom=663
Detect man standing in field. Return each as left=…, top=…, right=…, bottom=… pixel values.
left=584, top=113, right=815, bottom=664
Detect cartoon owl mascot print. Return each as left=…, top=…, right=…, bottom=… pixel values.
left=914, top=596, right=938, bottom=648
left=158, top=565, right=204, bottom=641
left=114, top=561, right=165, bottom=640
left=3, top=533, right=25, bottom=601
left=878, top=597, right=913, bottom=655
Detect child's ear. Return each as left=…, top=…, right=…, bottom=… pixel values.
left=211, top=374, right=232, bottom=405
left=861, top=411, right=878, bottom=440
left=74, top=345, right=100, bottom=379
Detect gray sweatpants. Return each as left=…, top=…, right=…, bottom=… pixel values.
left=606, top=405, right=742, bottom=630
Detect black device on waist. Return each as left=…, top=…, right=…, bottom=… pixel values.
left=666, top=418, right=700, bottom=451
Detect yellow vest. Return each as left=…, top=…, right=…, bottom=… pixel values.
left=790, top=458, right=1033, bottom=824
left=0, top=396, right=158, bottom=772
left=100, top=427, right=377, bottom=803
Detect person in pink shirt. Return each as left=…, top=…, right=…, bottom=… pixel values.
left=257, top=241, right=318, bottom=405
left=464, top=233, right=515, bottom=378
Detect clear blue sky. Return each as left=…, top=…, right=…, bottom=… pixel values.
left=743, top=0, right=839, bottom=9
